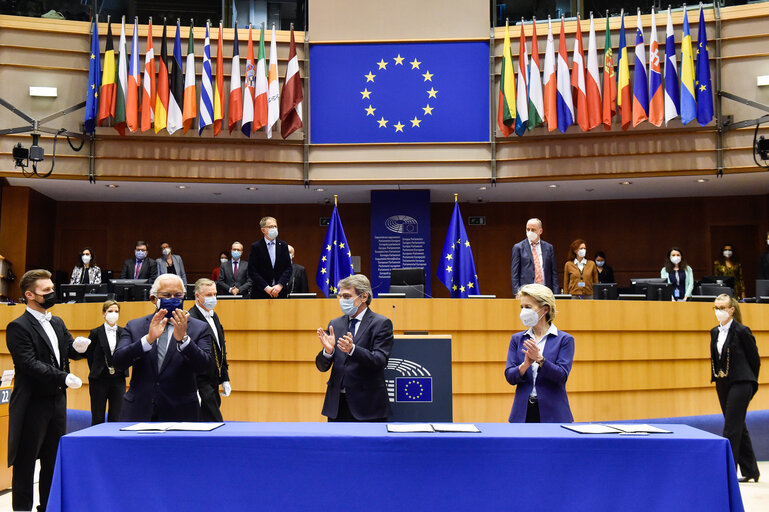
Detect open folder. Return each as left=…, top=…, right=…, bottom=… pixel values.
left=562, top=424, right=672, bottom=434
left=120, top=422, right=224, bottom=432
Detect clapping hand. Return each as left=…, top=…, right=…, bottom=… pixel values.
left=337, top=332, right=354, bottom=354
left=522, top=339, right=541, bottom=365
left=147, top=309, right=169, bottom=344
left=171, top=309, right=188, bottom=342
left=317, top=325, right=336, bottom=354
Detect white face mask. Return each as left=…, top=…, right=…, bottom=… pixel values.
left=81, top=255, right=91, bottom=265
left=520, top=307, right=543, bottom=327
left=596, top=260, right=605, bottom=268
left=670, top=256, right=682, bottom=265
left=203, top=296, right=217, bottom=310
left=526, top=230, right=538, bottom=242
left=162, top=248, right=172, bottom=256
left=722, top=250, right=733, bottom=258
left=267, top=227, right=279, bottom=240
left=577, top=249, right=586, bottom=259
left=715, top=309, right=730, bottom=324
left=105, top=311, right=119, bottom=325
left=220, top=258, right=228, bottom=264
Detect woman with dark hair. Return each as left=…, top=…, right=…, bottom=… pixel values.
left=594, top=251, right=615, bottom=284
left=563, top=239, right=598, bottom=298
left=70, top=247, right=102, bottom=284
left=211, top=251, right=229, bottom=281
left=660, top=247, right=693, bottom=301
left=714, top=243, right=745, bottom=299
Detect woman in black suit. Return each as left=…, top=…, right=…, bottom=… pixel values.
left=711, top=294, right=761, bottom=482
left=85, top=300, right=128, bottom=425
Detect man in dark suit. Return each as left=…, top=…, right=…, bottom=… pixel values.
left=84, top=299, right=128, bottom=425
left=119, top=240, right=158, bottom=281
left=315, top=274, right=394, bottom=421
left=248, top=216, right=293, bottom=299
left=218, top=241, right=252, bottom=296
left=113, top=274, right=211, bottom=421
left=6, top=269, right=90, bottom=511
left=188, top=278, right=231, bottom=422
left=288, top=244, right=309, bottom=294
left=511, top=218, right=559, bottom=296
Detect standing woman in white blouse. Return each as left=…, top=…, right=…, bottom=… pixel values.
left=710, top=294, right=761, bottom=483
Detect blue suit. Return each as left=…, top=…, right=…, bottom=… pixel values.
left=511, top=239, right=559, bottom=295
left=113, top=313, right=212, bottom=422
left=505, top=328, right=574, bottom=423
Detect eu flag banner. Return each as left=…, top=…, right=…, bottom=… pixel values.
left=396, top=377, right=433, bottom=403
left=437, top=202, right=480, bottom=298
left=316, top=205, right=354, bottom=297
left=310, top=42, right=489, bottom=143
left=84, top=19, right=101, bottom=134
left=695, top=5, right=713, bottom=126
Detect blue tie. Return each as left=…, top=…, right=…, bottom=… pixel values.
left=349, top=318, right=358, bottom=339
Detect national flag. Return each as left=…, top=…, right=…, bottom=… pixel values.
left=316, top=204, right=354, bottom=297
left=632, top=11, right=649, bottom=127
left=571, top=16, right=588, bottom=131
left=167, top=20, right=184, bottom=135
left=556, top=17, right=574, bottom=133
left=696, top=5, right=713, bottom=126
left=84, top=19, right=101, bottom=134
left=199, top=22, right=214, bottom=135
left=515, top=21, right=529, bottom=136
left=126, top=17, right=140, bottom=133
left=154, top=21, right=169, bottom=134
left=437, top=200, right=480, bottom=298
left=182, top=22, right=197, bottom=133
left=602, top=13, right=616, bottom=129
left=114, top=17, right=128, bottom=136
left=617, top=12, right=632, bottom=130
left=266, top=25, right=280, bottom=138
left=680, top=7, right=696, bottom=125
left=213, top=22, right=225, bottom=136
left=254, top=24, right=269, bottom=132
left=648, top=8, right=664, bottom=127
left=241, top=25, right=255, bottom=136
left=664, top=6, right=680, bottom=125
left=585, top=13, right=602, bottom=130
left=140, top=18, right=155, bottom=132
left=497, top=20, right=515, bottom=137
left=279, top=24, right=303, bottom=138
left=527, top=19, right=544, bottom=130
left=228, top=23, right=243, bottom=133
left=543, top=17, right=557, bottom=132
left=98, top=21, right=116, bottom=126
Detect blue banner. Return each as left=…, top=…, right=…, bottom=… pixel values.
left=310, top=42, right=490, bottom=143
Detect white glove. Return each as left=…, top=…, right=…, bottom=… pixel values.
left=72, top=336, right=91, bottom=354
left=65, top=374, right=82, bottom=389
left=222, top=381, right=232, bottom=397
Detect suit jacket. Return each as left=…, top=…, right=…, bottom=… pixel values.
left=155, top=254, right=187, bottom=284
left=112, top=312, right=212, bottom=422
left=247, top=238, right=293, bottom=298
left=315, top=308, right=394, bottom=420
left=710, top=321, right=760, bottom=392
left=70, top=265, right=102, bottom=284
left=85, top=324, right=129, bottom=380
left=188, top=305, right=229, bottom=384
left=505, top=327, right=574, bottom=423
left=5, top=310, right=76, bottom=466
left=511, top=239, right=559, bottom=295
left=217, top=259, right=252, bottom=295
left=289, top=263, right=309, bottom=294
left=120, top=257, right=158, bottom=281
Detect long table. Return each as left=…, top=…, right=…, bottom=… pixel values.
left=46, top=422, right=744, bottom=511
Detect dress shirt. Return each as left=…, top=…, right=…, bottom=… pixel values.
left=27, top=306, right=60, bottom=365
left=322, top=307, right=367, bottom=359
left=574, top=258, right=586, bottom=272
left=195, top=304, right=220, bottom=348
left=717, top=319, right=733, bottom=356
left=527, top=323, right=559, bottom=398
left=265, top=238, right=276, bottom=267
left=104, top=322, right=118, bottom=354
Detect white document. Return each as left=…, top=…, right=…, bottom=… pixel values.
left=120, top=422, right=177, bottom=432
left=387, top=423, right=435, bottom=433
left=604, top=424, right=673, bottom=434
left=120, top=422, right=224, bottom=432
left=561, top=424, right=622, bottom=434
left=431, top=423, right=481, bottom=433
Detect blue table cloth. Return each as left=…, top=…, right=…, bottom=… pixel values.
left=47, top=422, right=744, bottom=512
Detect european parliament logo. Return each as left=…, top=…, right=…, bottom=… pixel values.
left=385, top=215, right=418, bottom=234
left=310, top=42, right=489, bottom=143
left=386, top=358, right=433, bottom=403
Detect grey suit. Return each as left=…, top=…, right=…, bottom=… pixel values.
left=217, top=259, right=252, bottom=296
left=156, top=254, right=187, bottom=284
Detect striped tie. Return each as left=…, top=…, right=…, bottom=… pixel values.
left=532, top=242, right=544, bottom=285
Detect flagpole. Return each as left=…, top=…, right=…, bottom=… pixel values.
left=454, top=193, right=458, bottom=203
left=334, top=194, right=338, bottom=206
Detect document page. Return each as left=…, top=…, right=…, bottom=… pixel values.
left=561, top=424, right=622, bottom=434
left=431, top=423, right=481, bottom=433
left=120, top=422, right=177, bottom=432
left=604, top=424, right=673, bottom=434
left=387, top=423, right=435, bottom=433
left=166, top=422, right=224, bottom=431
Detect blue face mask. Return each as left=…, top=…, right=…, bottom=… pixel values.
left=135, top=250, right=146, bottom=260
left=157, top=297, right=184, bottom=318
left=231, top=250, right=242, bottom=260
left=339, top=296, right=360, bottom=317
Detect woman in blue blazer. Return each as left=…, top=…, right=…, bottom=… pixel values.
left=505, top=284, right=574, bottom=423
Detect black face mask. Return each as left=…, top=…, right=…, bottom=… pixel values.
left=35, top=291, right=57, bottom=310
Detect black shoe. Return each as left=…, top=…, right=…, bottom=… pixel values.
left=738, top=475, right=759, bottom=483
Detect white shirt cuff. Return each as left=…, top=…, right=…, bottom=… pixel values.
left=177, top=337, right=191, bottom=351
left=348, top=344, right=356, bottom=356
left=140, top=335, right=152, bottom=352
left=322, top=348, right=334, bottom=358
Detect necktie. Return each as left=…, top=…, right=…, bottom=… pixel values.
left=157, top=328, right=170, bottom=371
left=233, top=261, right=239, bottom=278
left=349, top=318, right=358, bottom=339
left=134, top=261, right=142, bottom=279
left=531, top=242, right=544, bottom=285
left=268, top=242, right=276, bottom=267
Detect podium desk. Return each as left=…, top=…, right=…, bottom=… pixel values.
left=47, top=422, right=743, bottom=512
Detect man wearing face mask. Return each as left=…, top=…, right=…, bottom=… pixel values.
left=119, top=240, right=159, bottom=281
left=511, top=218, right=559, bottom=297
left=315, top=274, right=394, bottom=421
left=188, top=278, right=231, bottom=422
left=218, top=241, right=252, bottom=296
left=113, top=274, right=211, bottom=421
left=248, top=217, right=293, bottom=299
left=6, top=269, right=90, bottom=512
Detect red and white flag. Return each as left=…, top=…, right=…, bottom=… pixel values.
left=571, top=17, right=588, bottom=131
left=280, top=25, right=303, bottom=139
left=585, top=14, right=602, bottom=130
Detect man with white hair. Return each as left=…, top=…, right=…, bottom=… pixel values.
left=113, top=274, right=212, bottom=421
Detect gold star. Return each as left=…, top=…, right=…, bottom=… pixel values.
left=422, top=70, right=433, bottom=81
left=377, top=59, right=388, bottom=70
left=423, top=104, right=434, bottom=115
left=468, top=282, right=474, bottom=288
left=446, top=266, right=452, bottom=273
left=91, top=53, right=95, bottom=59
left=394, top=54, right=405, bottom=65
left=465, top=240, right=470, bottom=247
left=333, top=240, right=338, bottom=246
left=365, top=105, right=376, bottom=116
left=394, top=121, right=405, bottom=132
left=326, top=279, right=329, bottom=284
left=347, top=251, right=351, bottom=257
left=700, top=84, right=707, bottom=92
left=360, top=88, right=372, bottom=99
left=427, top=87, right=438, bottom=99
left=377, top=117, right=388, bottom=128
left=452, top=284, right=458, bottom=291
left=350, top=263, right=354, bottom=269
left=91, top=84, right=95, bottom=89
left=410, top=117, right=421, bottom=128
left=330, top=286, right=336, bottom=293
left=322, top=256, right=327, bottom=262
left=321, top=268, right=327, bottom=274
left=326, top=245, right=331, bottom=251
left=445, top=254, right=452, bottom=260
left=410, top=58, right=421, bottom=69
left=460, top=285, right=465, bottom=292
left=457, top=238, right=461, bottom=244
left=339, top=243, right=345, bottom=249
left=364, top=71, right=376, bottom=82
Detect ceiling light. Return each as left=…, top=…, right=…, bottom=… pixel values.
left=547, top=184, right=559, bottom=188
left=105, top=184, right=119, bottom=188
left=619, top=181, right=632, bottom=185
left=478, top=186, right=487, bottom=191
left=315, top=188, right=325, bottom=192
left=177, top=185, right=188, bottom=189
left=695, top=178, right=708, bottom=183
left=246, top=186, right=258, bottom=191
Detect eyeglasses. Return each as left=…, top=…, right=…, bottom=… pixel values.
left=157, top=293, right=185, bottom=299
